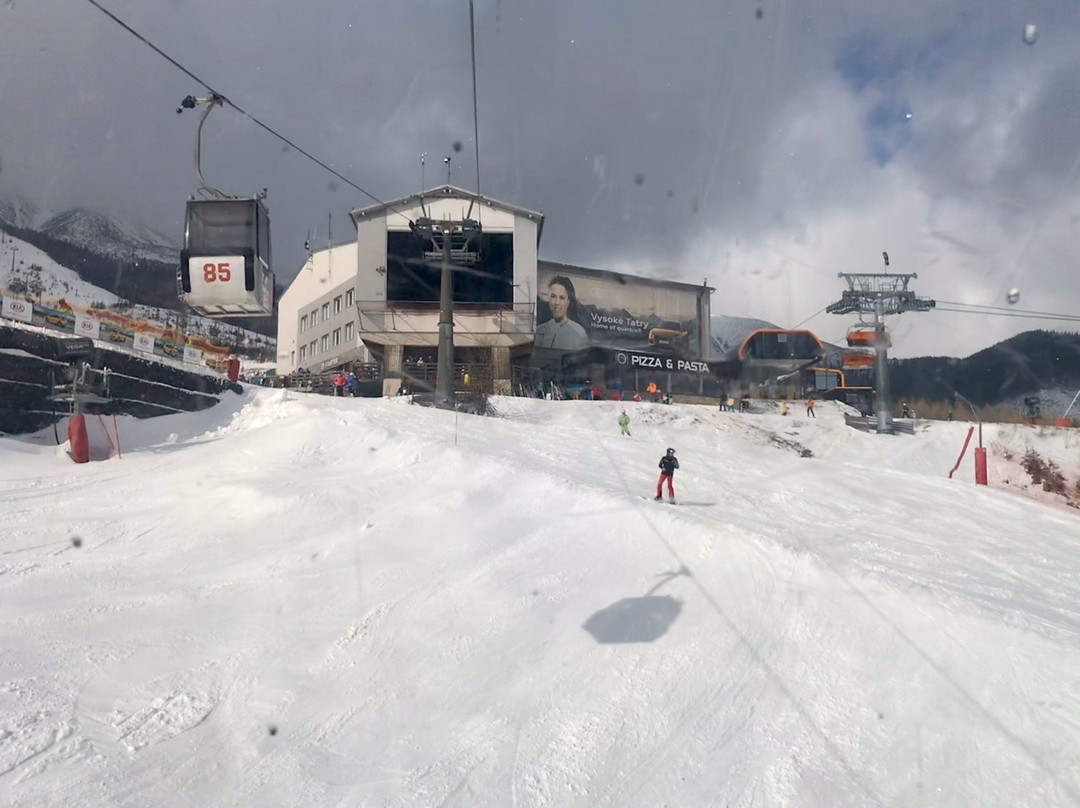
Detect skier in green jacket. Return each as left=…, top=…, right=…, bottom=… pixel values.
left=618, top=410, right=631, bottom=437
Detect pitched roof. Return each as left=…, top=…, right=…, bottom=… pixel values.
left=350, top=185, right=544, bottom=241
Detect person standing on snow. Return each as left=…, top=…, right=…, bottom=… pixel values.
left=655, top=448, right=679, bottom=502
left=806, top=397, right=816, bottom=417
left=618, top=410, right=631, bottom=437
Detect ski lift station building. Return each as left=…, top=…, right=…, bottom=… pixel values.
left=276, top=184, right=716, bottom=395
left=276, top=185, right=543, bottom=393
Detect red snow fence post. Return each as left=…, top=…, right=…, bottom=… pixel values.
left=974, top=446, right=988, bottom=486
left=227, top=358, right=241, bottom=383
left=948, top=426, right=974, bottom=480
left=68, top=414, right=90, bottom=464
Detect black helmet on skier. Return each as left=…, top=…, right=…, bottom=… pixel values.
left=666, top=447, right=676, bottom=455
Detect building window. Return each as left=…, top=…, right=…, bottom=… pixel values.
left=345, top=322, right=354, bottom=341
left=299, top=346, right=307, bottom=361
left=311, top=309, right=318, bottom=325
left=322, top=303, right=330, bottom=320
left=345, top=288, right=354, bottom=307
left=300, top=314, right=307, bottom=332
left=321, top=335, right=329, bottom=352
left=333, top=328, right=341, bottom=346
left=333, top=296, right=342, bottom=314
left=309, top=340, right=317, bottom=355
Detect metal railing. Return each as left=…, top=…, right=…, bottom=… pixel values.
left=356, top=301, right=534, bottom=335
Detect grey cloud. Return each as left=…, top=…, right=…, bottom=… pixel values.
left=1, top=0, right=1077, bottom=357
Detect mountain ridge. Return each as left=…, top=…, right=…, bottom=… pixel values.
left=0, top=198, right=277, bottom=337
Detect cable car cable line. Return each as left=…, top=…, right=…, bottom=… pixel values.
left=789, top=305, right=827, bottom=330
left=935, top=299, right=1080, bottom=321
left=934, top=306, right=1080, bottom=323
left=468, top=0, right=482, bottom=197
left=81, top=0, right=409, bottom=222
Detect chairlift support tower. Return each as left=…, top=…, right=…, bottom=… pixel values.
left=409, top=197, right=483, bottom=410
left=826, top=267, right=935, bottom=433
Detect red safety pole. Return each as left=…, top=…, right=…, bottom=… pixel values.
left=68, top=415, right=89, bottom=463
left=96, top=414, right=116, bottom=458
left=974, top=446, right=988, bottom=485
left=949, top=426, right=974, bottom=479
left=113, top=414, right=122, bottom=459
left=973, top=416, right=987, bottom=485
left=953, top=391, right=987, bottom=486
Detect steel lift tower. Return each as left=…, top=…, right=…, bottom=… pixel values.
left=826, top=258, right=935, bottom=433
left=409, top=213, right=483, bottom=410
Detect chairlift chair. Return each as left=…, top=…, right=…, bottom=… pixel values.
left=840, top=348, right=875, bottom=368
left=846, top=326, right=890, bottom=349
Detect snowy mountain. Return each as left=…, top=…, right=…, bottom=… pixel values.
left=1, top=196, right=277, bottom=342
left=2, top=392, right=1079, bottom=806
left=890, top=330, right=1080, bottom=408
left=38, top=207, right=178, bottom=266
left=0, top=197, right=41, bottom=231
left=0, top=232, right=273, bottom=355
left=0, top=233, right=120, bottom=307
left=710, top=314, right=778, bottom=357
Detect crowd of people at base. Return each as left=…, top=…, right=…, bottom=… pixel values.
left=328, top=370, right=361, bottom=397
left=289, top=365, right=827, bottom=418
left=716, top=393, right=815, bottom=416
left=525, top=379, right=676, bottom=404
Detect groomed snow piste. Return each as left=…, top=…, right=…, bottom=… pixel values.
left=2, top=392, right=1079, bottom=807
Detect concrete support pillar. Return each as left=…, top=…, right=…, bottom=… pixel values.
left=492, top=345, right=511, bottom=394
left=385, top=344, right=404, bottom=377
left=381, top=344, right=404, bottom=397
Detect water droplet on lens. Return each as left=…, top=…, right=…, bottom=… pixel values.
left=1022, top=24, right=1037, bottom=45
left=633, top=173, right=645, bottom=186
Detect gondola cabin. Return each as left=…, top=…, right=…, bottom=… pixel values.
left=180, top=198, right=275, bottom=317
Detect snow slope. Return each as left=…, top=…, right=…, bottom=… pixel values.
left=2, top=395, right=1080, bottom=807
left=1, top=233, right=121, bottom=307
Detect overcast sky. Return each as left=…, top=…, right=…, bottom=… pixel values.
left=1, top=0, right=1077, bottom=357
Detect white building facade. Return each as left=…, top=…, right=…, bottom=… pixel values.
left=277, top=185, right=544, bottom=394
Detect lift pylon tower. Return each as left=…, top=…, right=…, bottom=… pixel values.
left=409, top=214, right=483, bottom=410
left=826, top=269, right=935, bottom=433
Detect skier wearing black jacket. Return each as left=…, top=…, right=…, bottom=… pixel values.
left=655, top=448, right=679, bottom=502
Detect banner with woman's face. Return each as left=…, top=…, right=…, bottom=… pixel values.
left=533, top=265, right=703, bottom=359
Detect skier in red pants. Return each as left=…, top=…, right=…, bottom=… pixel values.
left=655, top=448, right=679, bottom=502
